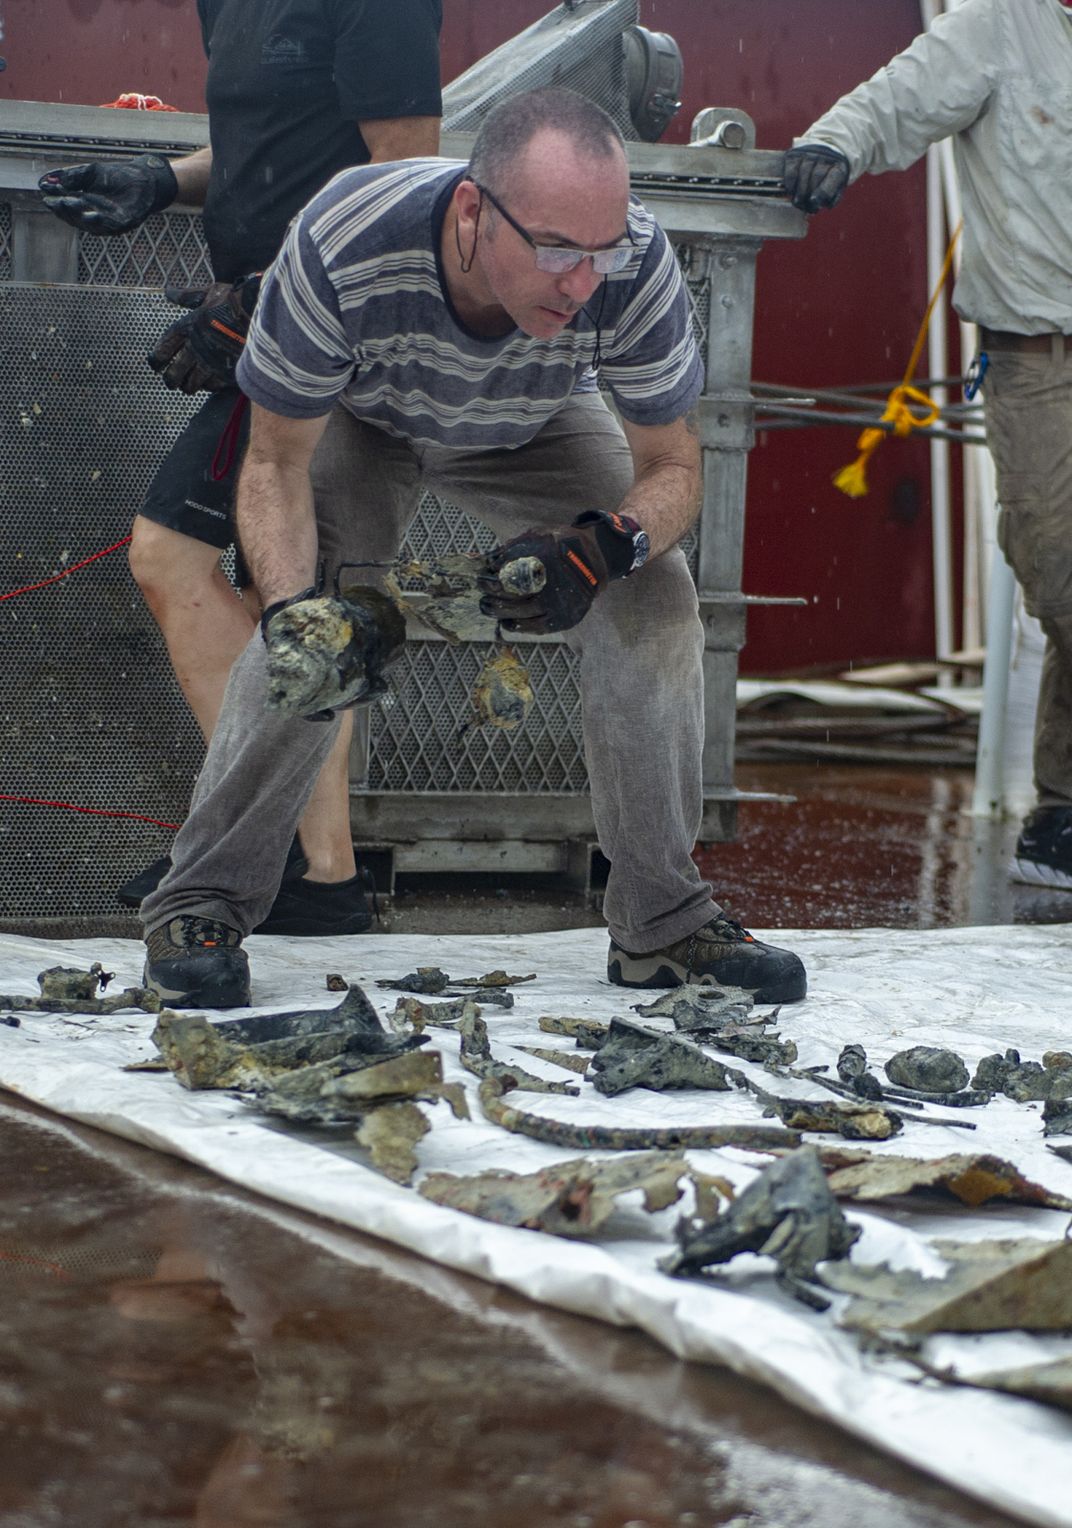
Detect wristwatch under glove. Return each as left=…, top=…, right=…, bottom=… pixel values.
left=148, top=273, right=262, bottom=394
left=38, top=154, right=179, bottom=235
left=478, top=509, right=650, bottom=635
left=782, top=143, right=851, bottom=213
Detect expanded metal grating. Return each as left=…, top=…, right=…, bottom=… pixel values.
left=1, top=283, right=206, bottom=922
left=78, top=210, right=212, bottom=288
left=0, top=203, right=11, bottom=279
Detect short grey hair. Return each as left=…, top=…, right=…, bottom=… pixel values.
left=468, top=87, right=625, bottom=197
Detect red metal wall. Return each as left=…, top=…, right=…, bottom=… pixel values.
left=3, top=1, right=943, bottom=674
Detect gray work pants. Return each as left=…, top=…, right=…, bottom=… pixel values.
left=985, top=337, right=1072, bottom=808
left=142, top=394, right=715, bottom=952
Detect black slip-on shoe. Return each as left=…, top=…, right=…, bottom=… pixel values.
left=253, top=869, right=374, bottom=936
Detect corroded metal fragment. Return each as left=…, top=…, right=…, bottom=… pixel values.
left=0, top=967, right=160, bottom=1015
left=662, top=1145, right=861, bottom=1308
left=38, top=963, right=112, bottom=1000
left=266, top=585, right=405, bottom=716
left=378, top=967, right=452, bottom=995
left=1042, top=1080, right=1072, bottom=1136
left=388, top=991, right=513, bottom=1036
left=469, top=645, right=534, bottom=731
left=589, top=1018, right=733, bottom=1098
left=537, top=1016, right=610, bottom=1048
left=478, top=1076, right=801, bottom=1152
left=633, top=985, right=754, bottom=1029
left=419, top=1151, right=687, bottom=1238
left=515, top=1045, right=592, bottom=1075
left=813, top=1147, right=1072, bottom=1211
left=973, top=1047, right=1072, bottom=1103
left=745, top=1079, right=905, bottom=1140
left=254, top=1046, right=468, bottom=1125
left=827, top=1238, right=1072, bottom=1334
left=884, top=1046, right=970, bottom=1094
left=356, top=1101, right=430, bottom=1185
left=451, top=970, right=536, bottom=989
left=459, top=1010, right=578, bottom=1095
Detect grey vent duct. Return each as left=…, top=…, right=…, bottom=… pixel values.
left=442, top=0, right=682, bottom=143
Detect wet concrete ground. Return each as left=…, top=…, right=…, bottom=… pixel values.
left=3, top=763, right=1067, bottom=1528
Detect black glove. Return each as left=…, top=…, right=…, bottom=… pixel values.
left=478, top=510, right=644, bottom=635
left=147, top=273, right=262, bottom=394
left=37, top=154, right=178, bottom=235
left=261, top=585, right=406, bottom=720
left=783, top=143, right=851, bottom=213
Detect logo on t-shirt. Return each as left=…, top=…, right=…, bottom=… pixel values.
left=261, top=34, right=305, bottom=66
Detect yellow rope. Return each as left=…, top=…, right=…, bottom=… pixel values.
left=833, top=220, right=962, bottom=500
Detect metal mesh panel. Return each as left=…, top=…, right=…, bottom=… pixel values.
left=0, top=203, right=11, bottom=279
left=78, top=210, right=212, bottom=288
left=1, top=284, right=206, bottom=922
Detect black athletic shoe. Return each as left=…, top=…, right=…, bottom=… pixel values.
left=144, top=915, right=251, bottom=1009
left=118, top=838, right=308, bottom=910
left=253, top=869, right=374, bottom=936
left=607, top=915, right=807, bottom=1004
left=1010, top=805, right=1072, bottom=891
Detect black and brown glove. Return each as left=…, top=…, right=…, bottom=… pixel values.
left=782, top=144, right=851, bottom=213
left=37, top=154, right=178, bottom=234
left=261, top=585, right=406, bottom=721
left=478, top=510, right=648, bottom=635
left=147, top=273, right=262, bottom=394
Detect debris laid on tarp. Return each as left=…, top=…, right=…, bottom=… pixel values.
left=827, top=1237, right=1072, bottom=1335
left=377, top=967, right=529, bottom=998
left=388, top=992, right=512, bottom=1035
left=152, top=984, right=425, bottom=1090
left=377, top=967, right=454, bottom=995
left=514, top=1045, right=592, bottom=1075
left=814, top=1147, right=1072, bottom=1211
left=458, top=1010, right=578, bottom=1096
left=1043, top=1085, right=1072, bottom=1136
left=743, top=1077, right=906, bottom=1140
left=420, top=1150, right=688, bottom=1238
left=662, top=1145, right=861, bottom=1309
left=633, top=987, right=798, bottom=1065
left=467, top=645, right=534, bottom=731
left=252, top=1047, right=466, bottom=1127
left=0, top=963, right=159, bottom=1015
left=792, top=1054, right=990, bottom=1112
left=537, top=1015, right=611, bottom=1048
left=954, top=1358, right=1072, bottom=1414
left=972, top=1048, right=1072, bottom=1103
left=478, top=1075, right=801, bottom=1153
left=588, top=1017, right=733, bottom=1098
left=451, top=970, right=536, bottom=989
left=39, top=963, right=113, bottom=999
left=355, top=1100, right=432, bottom=1185
left=885, top=1046, right=971, bottom=1094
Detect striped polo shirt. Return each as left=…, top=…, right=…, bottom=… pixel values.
left=237, top=158, right=704, bottom=450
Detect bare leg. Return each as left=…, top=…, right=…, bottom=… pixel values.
left=129, top=516, right=356, bottom=882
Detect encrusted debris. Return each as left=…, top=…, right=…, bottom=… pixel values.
left=265, top=584, right=405, bottom=716
left=254, top=1045, right=468, bottom=1127
left=355, top=1101, right=431, bottom=1184
left=451, top=970, right=536, bottom=989
left=458, top=1009, right=578, bottom=1095
left=514, top=1045, right=592, bottom=1075
left=813, top=1147, right=1072, bottom=1211
left=38, top=963, right=113, bottom=1000
left=588, top=1018, right=733, bottom=1098
left=0, top=964, right=160, bottom=1015
left=1042, top=1081, right=1072, bottom=1136
left=152, top=984, right=425, bottom=1090
left=377, top=967, right=452, bottom=995
left=537, top=1016, right=610, bottom=1048
left=419, top=1150, right=688, bottom=1238
left=467, top=645, right=534, bottom=731
left=661, top=1145, right=861, bottom=1309
left=633, top=987, right=797, bottom=1066
left=743, top=1078, right=906, bottom=1140
left=388, top=991, right=513, bottom=1035
left=972, top=1047, right=1072, bottom=1103
left=885, top=1046, right=970, bottom=1094
left=378, top=967, right=525, bottom=999
left=827, top=1237, right=1072, bottom=1334
left=478, top=1075, right=800, bottom=1153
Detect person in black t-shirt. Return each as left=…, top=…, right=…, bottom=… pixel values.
left=38, top=0, right=443, bottom=935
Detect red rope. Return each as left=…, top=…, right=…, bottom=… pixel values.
left=0, top=795, right=180, bottom=830
left=1, top=536, right=133, bottom=603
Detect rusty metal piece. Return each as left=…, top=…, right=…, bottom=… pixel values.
left=37, top=963, right=113, bottom=1000
left=971, top=1047, right=1072, bottom=1102
left=152, top=985, right=425, bottom=1090
left=827, top=1238, right=1072, bottom=1335
left=884, top=1046, right=970, bottom=1094
left=813, top=1147, right=1072, bottom=1211
left=356, top=1101, right=431, bottom=1185
left=633, top=985, right=754, bottom=1029
left=419, top=1150, right=687, bottom=1238
left=771, top=1066, right=981, bottom=1125
left=0, top=977, right=161, bottom=1015
left=478, top=1075, right=801, bottom=1152
left=742, top=1077, right=905, bottom=1140
left=378, top=967, right=452, bottom=995
left=836, top=1044, right=884, bottom=1099
left=537, top=1016, right=610, bottom=1048
left=588, top=1018, right=733, bottom=1098
left=1042, top=1079, right=1072, bottom=1136
left=325, top=973, right=348, bottom=992
left=514, top=1045, right=592, bottom=1075
left=386, top=555, right=499, bottom=644
left=388, top=992, right=512, bottom=1036
left=459, top=1010, right=579, bottom=1096
left=255, top=1046, right=468, bottom=1126
left=451, top=970, right=537, bottom=989
left=662, top=1145, right=862, bottom=1308
left=468, top=645, right=534, bottom=731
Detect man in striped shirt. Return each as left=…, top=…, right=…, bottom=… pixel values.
left=142, top=87, right=806, bottom=1011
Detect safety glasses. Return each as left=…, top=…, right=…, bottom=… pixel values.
left=474, top=183, right=635, bottom=275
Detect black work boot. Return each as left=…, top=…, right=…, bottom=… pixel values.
left=1010, top=806, right=1072, bottom=891
left=144, top=915, right=251, bottom=1009
left=608, top=915, right=807, bottom=1004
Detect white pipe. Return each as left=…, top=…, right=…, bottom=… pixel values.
left=926, top=144, right=955, bottom=673
left=972, top=550, right=1016, bottom=816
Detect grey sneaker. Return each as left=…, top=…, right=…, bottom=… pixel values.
left=1010, top=806, right=1072, bottom=891
left=144, top=915, right=251, bottom=1009
left=608, top=915, right=806, bottom=1004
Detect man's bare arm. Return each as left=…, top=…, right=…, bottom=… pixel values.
left=235, top=406, right=332, bottom=609
left=168, top=146, right=213, bottom=207
left=617, top=411, right=703, bottom=557
left=360, top=116, right=441, bottom=162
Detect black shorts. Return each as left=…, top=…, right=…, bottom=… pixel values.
left=138, top=388, right=251, bottom=556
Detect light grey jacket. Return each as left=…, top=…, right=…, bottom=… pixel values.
left=797, top=0, right=1072, bottom=332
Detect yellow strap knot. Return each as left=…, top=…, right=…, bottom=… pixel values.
left=833, top=224, right=960, bottom=499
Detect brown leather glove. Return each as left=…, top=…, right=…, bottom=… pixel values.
left=147, top=273, right=261, bottom=394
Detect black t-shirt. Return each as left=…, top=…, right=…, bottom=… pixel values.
left=197, top=0, right=442, bottom=280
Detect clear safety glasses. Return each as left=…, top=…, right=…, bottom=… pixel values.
left=474, top=183, right=635, bottom=275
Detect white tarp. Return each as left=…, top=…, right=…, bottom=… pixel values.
left=1, top=925, right=1071, bottom=1527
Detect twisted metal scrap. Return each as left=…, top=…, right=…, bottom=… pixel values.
left=588, top=1018, right=733, bottom=1098
left=458, top=1009, right=579, bottom=1096
left=478, top=1075, right=800, bottom=1153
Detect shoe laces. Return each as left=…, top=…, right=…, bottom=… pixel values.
left=177, top=916, right=238, bottom=949
left=703, top=915, right=755, bottom=945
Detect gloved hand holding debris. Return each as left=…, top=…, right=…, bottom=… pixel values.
left=261, top=584, right=405, bottom=720
left=478, top=510, right=644, bottom=634
left=37, top=154, right=178, bottom=234
left=782, top=143, right=851, bottom=212
left=148, top=273, right=262, bottom=393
